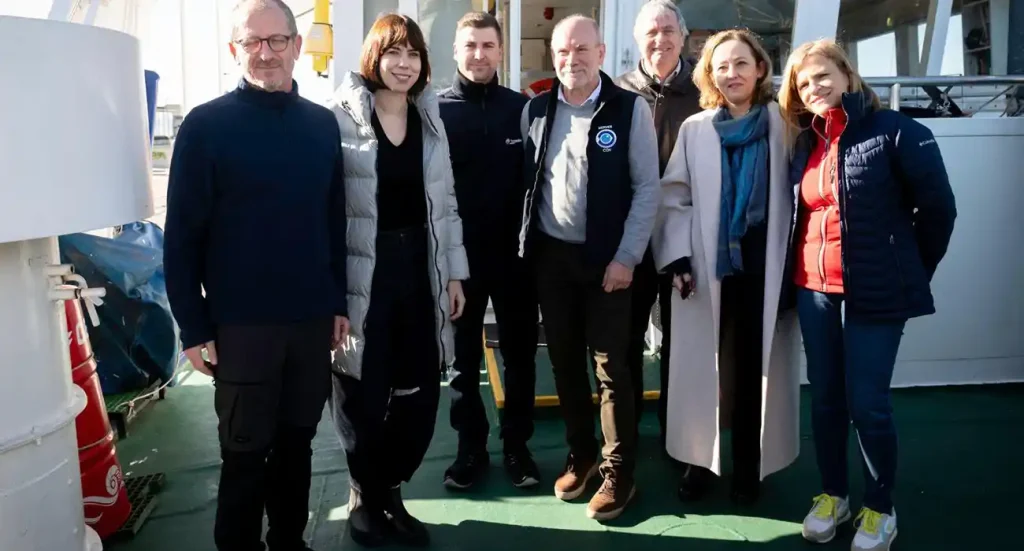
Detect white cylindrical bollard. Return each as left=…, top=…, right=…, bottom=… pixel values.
left=0, top=238, right=89, bottom=551
left=85, top=525, right=103, bottom=551
left=0, top=14, right=153, bottom=550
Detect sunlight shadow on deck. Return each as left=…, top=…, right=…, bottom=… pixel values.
left=105, top=364, right=1024, bottom=551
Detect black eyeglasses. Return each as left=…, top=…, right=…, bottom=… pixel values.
left=235, top=34, right=293, bottom=53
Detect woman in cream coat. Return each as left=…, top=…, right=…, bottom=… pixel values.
left=653, top=28, right=801, bottom=505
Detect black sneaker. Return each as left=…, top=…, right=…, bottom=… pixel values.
left=442, top=450, right=489, bottom=490
left=504, top=449, right=540, bottom=488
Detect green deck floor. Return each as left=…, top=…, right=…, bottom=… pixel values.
left=106, top=350, right=1024, bottom=550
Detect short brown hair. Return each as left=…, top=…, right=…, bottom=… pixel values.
left=359, top=13, right=431, bottom=96
left=779, top=38, right=881, bottom=135
left=456, top=11, right=503, bottom=43
left=692, top=29, right=774, bottom=110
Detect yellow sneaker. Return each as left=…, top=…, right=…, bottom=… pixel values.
left=802, top=493, right=851, bottom=543
left=851, top=507, right=898, bottom=551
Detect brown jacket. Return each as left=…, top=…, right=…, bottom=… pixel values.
left=614, top=57, right=702, bottom=176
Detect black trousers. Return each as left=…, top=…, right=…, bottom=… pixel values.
left=719, top=225, right=767, bottom=482
left=627, top=247, right=672, bottom=438
left=449, top=238, right=538, bottom=454
left=533, top=233, right=636, bottom=476
left=212, top=319, right=334, bottom=551
left=332, top=226, right=441, bottom=496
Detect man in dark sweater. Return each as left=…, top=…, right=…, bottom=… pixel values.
left=437, top=12, right=540, bottom=491
left=614, top=0, right=702, bottom=451
left=163, top=2, right=347, bottom=550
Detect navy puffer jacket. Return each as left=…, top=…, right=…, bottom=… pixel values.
left=788, top=91, right=957, bottom=321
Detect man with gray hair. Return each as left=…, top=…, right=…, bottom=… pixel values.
left=518, top=14, right=660, bottom=521
left=165, top=1, right=348, bottom=550
left=614, top=0, right=701, bottom=454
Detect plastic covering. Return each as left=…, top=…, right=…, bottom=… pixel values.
left=58, top=222, right=180, bottom=395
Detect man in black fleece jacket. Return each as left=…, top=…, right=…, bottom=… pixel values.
left=163, top=2, right=346, bottom=550
left=437, top=12, right=540, bottom=491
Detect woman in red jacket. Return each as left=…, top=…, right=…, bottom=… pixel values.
left=779, top=39, right=956, bottom=551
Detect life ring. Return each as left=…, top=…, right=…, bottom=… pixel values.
left=523, top=77, right=556, bottom=98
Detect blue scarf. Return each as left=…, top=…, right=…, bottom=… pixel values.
left=711, top=104, right=769, bottom=279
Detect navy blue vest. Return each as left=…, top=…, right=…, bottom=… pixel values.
left=519, top=72, right=637, bottom=268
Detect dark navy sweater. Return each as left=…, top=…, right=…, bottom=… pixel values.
left=163, top=79, right=347, bottom=349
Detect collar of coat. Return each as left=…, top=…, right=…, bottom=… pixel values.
left=794, top=90, right=879, bottom=150
left=796, top=91, right=877, bottom=134
left=332, top=71, right=445, bottom=137
left=621, top=55, right=696, bottom=96
left=449, top=69, right=500, bottom=102
left=538, top=70, right=623, bottom=118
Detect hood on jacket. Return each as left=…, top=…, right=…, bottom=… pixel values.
left=332, top=71, right=445, bottom=137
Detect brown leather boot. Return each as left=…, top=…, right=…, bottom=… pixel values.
left=586, top=470, right=636, bottom=521
left=553, top=452, right=599, bottom=501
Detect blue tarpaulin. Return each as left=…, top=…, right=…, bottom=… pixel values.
left=59, top=222, right=180, bottom=395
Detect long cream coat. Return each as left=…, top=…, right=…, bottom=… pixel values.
left=652, top=101, right=801, bottom=480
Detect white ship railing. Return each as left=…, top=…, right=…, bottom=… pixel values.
left=773, top=75, right=1024, bottom=117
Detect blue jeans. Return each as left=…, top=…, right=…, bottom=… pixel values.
left=797, top=288, right=905, bottom=513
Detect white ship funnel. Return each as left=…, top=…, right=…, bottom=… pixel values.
left=0, top=14, right=154, bottom=551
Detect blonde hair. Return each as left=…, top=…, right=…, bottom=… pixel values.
left=779, top=38, right=881, bottom=135
left=692, top=29, right=774, bottom=110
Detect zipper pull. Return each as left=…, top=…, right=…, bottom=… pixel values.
left=890, top=235, right=895, bottom=245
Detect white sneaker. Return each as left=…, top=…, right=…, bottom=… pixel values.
left=802, top=493, right=851, bottom=543
left=851, top=507, right=898, bottom=551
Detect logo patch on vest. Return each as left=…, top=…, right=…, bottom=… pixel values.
left=595, top=127, right=617, bottom=151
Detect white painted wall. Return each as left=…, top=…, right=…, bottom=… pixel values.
left=885, top=117, right=1024, bottom=387
left=418, top=0, right=475, bottom=91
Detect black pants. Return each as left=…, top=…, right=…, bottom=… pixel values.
left=449, top=238, right=538, bottom=454
left=533, top=234, right=636, bottom=476
left=627, top=247, right=672, bottom=438
left=332, top=226, right=441, bottom=496
left=212, top=319, right=334, bottom=551
left=719, top=224, right=767, bottom=482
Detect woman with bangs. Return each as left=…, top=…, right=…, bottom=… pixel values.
left=327, top=13, right=469, bottom=548
left=779, top=39, right=955, bottom=551
left=652, top=28, right=801, bottom=506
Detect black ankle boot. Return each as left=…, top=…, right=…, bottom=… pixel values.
left=677, top=464, right=712, bottom=502
left=382, top=486, right=429, bottom=547
left=347, top=487, right=388, bottom=547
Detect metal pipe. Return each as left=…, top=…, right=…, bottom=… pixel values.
left=47, top=0, right=77, bottom=21
left=48, top=287, right=80, bottom=301
left=83, top=0, right=100, bottom=25
left=0, top=239, right=90, bottom=551
left=891, top=83, right=902, bottom=111
left=44, top=264, right=74, bottom=278
left=772, top=75, right=1024, bottom=88
left=509, top=0, right=521, bottom=93
left=920, top=0, right=954, bottom=76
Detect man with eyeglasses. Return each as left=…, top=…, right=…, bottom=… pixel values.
left=164, top=1, right=348, bottom=550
